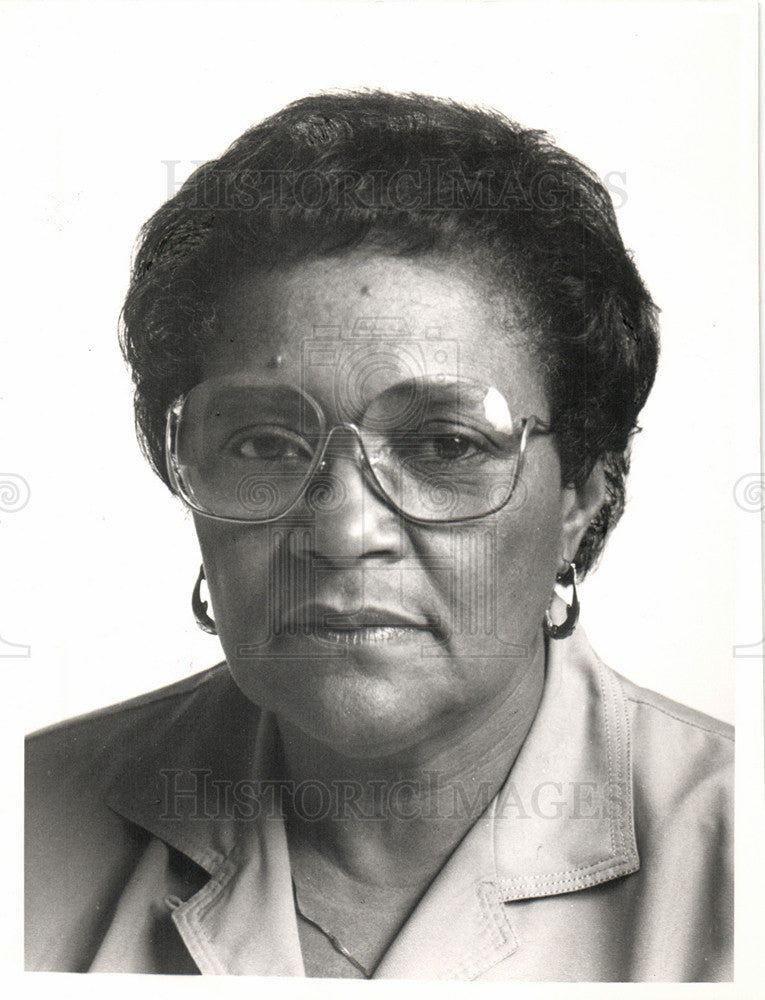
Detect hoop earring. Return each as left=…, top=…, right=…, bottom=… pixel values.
left=192, top=565, right=217, bottom=634
left=543, top=562, right=579, bottom=640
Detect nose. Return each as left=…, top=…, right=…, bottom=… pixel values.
left=303, top=426, right=403, bottom=563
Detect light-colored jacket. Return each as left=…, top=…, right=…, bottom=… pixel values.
left=25, top=628, right=733, bottom=979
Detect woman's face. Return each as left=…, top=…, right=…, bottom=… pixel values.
left=193, top=252, right=597, bottom=758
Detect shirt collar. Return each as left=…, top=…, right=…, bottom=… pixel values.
left=105, top=667, right=277, bottom=873
left=490, top=625, right=639, bottom=898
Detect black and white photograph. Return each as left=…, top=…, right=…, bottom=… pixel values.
left=5, top=0, right=762, bottom=992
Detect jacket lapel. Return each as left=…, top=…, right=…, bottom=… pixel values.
left=104, top=671, right=305, bottom=973
left=493, top=629, right=639, bottom=899
left=170, top=811, right=305, bottom=975
left=373, top=807, right=520, bottom=979
left=104, top=666, right=263, bottom=873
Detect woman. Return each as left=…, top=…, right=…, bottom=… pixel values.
left=25, top=91, right=733, bottom=979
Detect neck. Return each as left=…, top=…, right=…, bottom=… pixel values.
left=276, top=636, right=547, bottom=889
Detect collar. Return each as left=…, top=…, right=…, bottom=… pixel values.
left=491, top=625, right=639, bottom=898
left=104, top=666, right=277, bottom=874
left=104, top=626, right=638, bottom=976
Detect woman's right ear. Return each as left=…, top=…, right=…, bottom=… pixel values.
left=192, top=564, right=217, bottom=634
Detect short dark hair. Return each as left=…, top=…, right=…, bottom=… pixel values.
left=120, top=90, right=659, bottom=576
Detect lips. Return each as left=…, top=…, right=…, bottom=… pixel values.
left=278, top=603, right=443, bottom=643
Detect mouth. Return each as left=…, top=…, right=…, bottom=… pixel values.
left=312, top=624, right=432, bottom=646
left=278, top=605, right=443, bottom=645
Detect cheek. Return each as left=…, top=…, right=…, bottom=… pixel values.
left=496, top=506, right=561, bottom=618
left=440, top=459, right=564, bottom=647
left=194, top=518, right=275, bottom=647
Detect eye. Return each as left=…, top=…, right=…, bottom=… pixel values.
left=429, top=433, right=481, bottom=461
left=228, top=425, right=314, bottom=465
left=400, top=422, right=496, bottom=465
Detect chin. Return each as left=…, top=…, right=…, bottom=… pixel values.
left=233, top=659, right=450, bottom=759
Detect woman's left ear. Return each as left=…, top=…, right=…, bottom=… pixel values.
left=559, top=461, right=607, bottom=565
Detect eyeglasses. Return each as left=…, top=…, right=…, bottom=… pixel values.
left=165, top=375, right=552, bottom=524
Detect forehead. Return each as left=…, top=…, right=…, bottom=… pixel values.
left=205, top=252, right=547, bottom=414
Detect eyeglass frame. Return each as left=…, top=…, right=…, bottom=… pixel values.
left=164, top=377, right=554, bottom=526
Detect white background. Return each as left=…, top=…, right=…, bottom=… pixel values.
left=2, top=0, right=762, bottom=992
